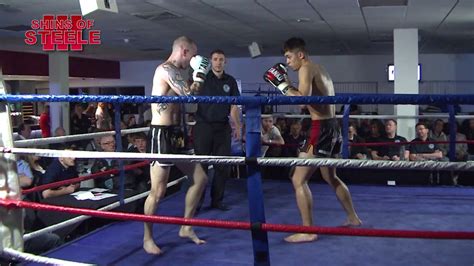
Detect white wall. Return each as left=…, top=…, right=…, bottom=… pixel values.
left=31, top=53, right=474, bottom=114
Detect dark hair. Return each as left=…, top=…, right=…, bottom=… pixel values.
left=415, top=121, right=428, bottom=129
left=18, top=123, right=26, bottom=132
left=385, top=119, right=397, bottom=125
left=133, top=132, right=147, bottom=141
left=210, top=49, right=225, bottom=57
left=283, top=37, right=306, bottom=53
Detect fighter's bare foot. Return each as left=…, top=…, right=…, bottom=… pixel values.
left=284, top=233, right=318, bottom=243
left=179, top=226, right=206, bottom=245
left=143, top=239, right=162, bottom=255
left=342, top=218, right=362, bottom=227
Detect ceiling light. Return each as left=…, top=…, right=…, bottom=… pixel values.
left=358, top=0, right=408, bottom=8
left=296, top=18, right=311, bottom=23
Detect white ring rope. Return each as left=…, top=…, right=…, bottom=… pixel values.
left=257, top=157, right=474, bottom=171
left=3, top=147, right=474, bottom=172
left=23, top=176, right=187, bottom=241
left=1, top=247, right=94, bottom=266
left=14, top=127, right=149, bottom=148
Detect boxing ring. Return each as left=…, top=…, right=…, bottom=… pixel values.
left=1, top=92, right=474, bottom=265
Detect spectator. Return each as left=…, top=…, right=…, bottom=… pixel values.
left=95, top=102, right=112, bottom=130
left=429, top=119, right=448, bottom=156
left=127, top=133, right=150, bottom=193
left=261, top=116, right=285, bottom=157
left=49, top=126, right=67, bottom=151
left=15, top=123, right=32, bottom=140
left=283, top=120, right=305, bottom=157
left=409, top=122, right=443, bottom=161
left=40, top=150, right=79, bottom=199
left=91, top=135, right=135, bottom=191
left=464, top=119, right=474, bottom=157
left=348, top=123, right=368, bottom=160
left=449, top=123, right=468, bottom=161
left=39, top=105, right=51, bottom=138
left=17, top=155, right=34, bottom=189
left=71, top=103, right=91, bottom=135
left=371, top=119, right=409, bottom=161
left=275, top=117, right=288, bottom=137
left=365, top=119, right=384, bottom=154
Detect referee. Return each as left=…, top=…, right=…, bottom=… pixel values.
left=194, top=49, right=241, bottom=211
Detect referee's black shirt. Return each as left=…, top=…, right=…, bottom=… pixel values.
left=195, top=70, right=240, bottom=123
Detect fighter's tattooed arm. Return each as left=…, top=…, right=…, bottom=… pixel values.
left=162, top=63, right=193, bottom=96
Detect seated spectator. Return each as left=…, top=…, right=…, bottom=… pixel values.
left=449, top=123, right=468, bottom=161
left=17, top=155, right=34, bottom=189
left=49, top=126, right=68, bottom=151
left=365, top=119, right=384, bottom=154
left=348, top=123, right=369, bottom=160
left=465, top=119, right=474, bottom=158
left=283, top=120, right=305, bottom=157
left=275, top=117, right=288, bottom=137
left=39, top=150, right=79, bottom=199
left=91, top=135, right=135, bottom=191
left=429, top=119, right=448, bottom=156
left=261, top=116, right=285, bottom=157
left=371, top=119, right=409, bottom=161
left=127, top=133, right=150, bottom=193
left=409, top=122, right=443, bottom=161
left=15, top=123, right=32, bottom=141
left=26, top=154, right=46, bottom=180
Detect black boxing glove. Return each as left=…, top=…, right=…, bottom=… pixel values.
left=263, top=63, right=290, bottom=95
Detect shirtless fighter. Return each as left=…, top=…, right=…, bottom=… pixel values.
left=263, top=37, right=362, bottom=243
left=144, top=36, right=211, bottom=254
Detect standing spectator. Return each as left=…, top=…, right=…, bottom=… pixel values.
left=193, top=49, right=242, bottom=211
left=95, top=102, right=112, bottom=130
left=39, top=105, right=51, bottom=138
left=83, top=103, right=97, bottom=131
left=71, top=103, right=91, bottom=135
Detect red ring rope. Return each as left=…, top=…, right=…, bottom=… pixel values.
left=350, top=140, right=474, bottom=147
left=22, top=161, right=149, bottom=195
left=1, top=199, right=473, bottom=240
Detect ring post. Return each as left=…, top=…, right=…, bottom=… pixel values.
left=341, top=104, right=351, bottom=159
left=245, top=101, right=270, bottom=266
left=113, top=103, right=125, bottom=205
left=0, top=68, right=24, bottom=252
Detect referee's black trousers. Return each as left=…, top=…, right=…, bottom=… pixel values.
left=193, top=122, right=232, bottom=205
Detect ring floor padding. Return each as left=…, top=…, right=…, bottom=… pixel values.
left=29, top=179, right=474, bottom=266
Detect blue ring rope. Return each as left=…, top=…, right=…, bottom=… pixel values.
left=1, top=94, right=474, bottom=105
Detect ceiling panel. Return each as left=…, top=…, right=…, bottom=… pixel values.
left=0, top=0, right=472, bottom=60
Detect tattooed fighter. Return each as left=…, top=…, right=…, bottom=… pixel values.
left=143, top=36, right=211, bottom=255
